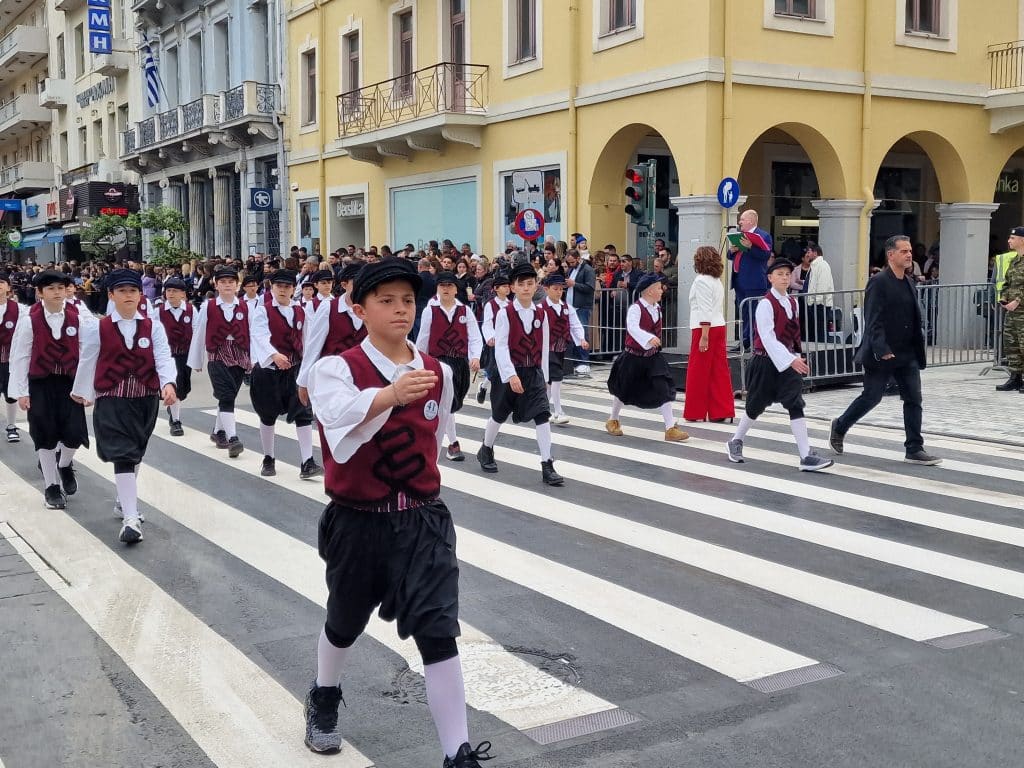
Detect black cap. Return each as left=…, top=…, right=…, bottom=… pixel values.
left=106, top=268, right=143, bottom=290
left=491, top=271, right=510, bottom=287
left=435, top=270, right=457, bottom=285
left=271, top=269, right=298, bottom=285
left=766, top=258, right=796, bottom=274
left=1012, top=226, right=1024, bottom=237
left=311, top=269, right=334, bottom=283
left=351, top=259, right=422, bottom=304
left=636, top=273, right=667, bottom=294
left=338, top=262, right=363, bottom=282
left=34, top=270, right=72, bottom=288
left=241, top=274, right=259, bottom=287
left=214, top=266, right=239, bottom=281
left=543, top=273, right=566, bottom=287
left=509, top=262, right=538, bottom=282
left=163, top=277, right=187, bottom=292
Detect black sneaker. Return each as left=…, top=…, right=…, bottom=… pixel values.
left=299, top=458, right=323, bottom=480
left=476, top=444, right=498, bottom=473
left=905, top=450, right=942, bottom=466
left=44, top=484, right=66, bottom=510
left=261, top=456, right=276, bottom=477
left=443, top=741, right=494, bottom=768
left=475, top=384, right=487, bottom=404
left=227, top=436, right=244, bottom=458
left=541, top=460, right=564, bottom=486
left=119, top=518, right=143, bottom=544
left=5, top=425, right=19, bottom=443
left=59, top=463, right=78, bottom=496
left=212, top=430, right=229, bottom=449
left=828, top=419, right=844, bottom=455
left=303, top=683, right=344, bottom=754
left=169, top=420, right=184, bottom=437
left=446, top=441, right=465, bottom=462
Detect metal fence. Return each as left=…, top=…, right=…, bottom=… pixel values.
left=737, top=283, right=998, bottom=390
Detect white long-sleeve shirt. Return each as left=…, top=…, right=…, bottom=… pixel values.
left=805, top=257, right=835, bottom=307
left=308, top=337, right=453, bottom=463
left=494, top=300, right=549, bottom=384
left=625, top=299, right=662, bottom=349
left=415, top=298, right=483, bottom=360
left=543, top=297, right=586, bottom=346
left=186, top=296, right=244, bottom=370
left=7, top=304, right=96, bottom=399
left=71, top=310, right=177, bottom=402
left=755, top=288, right=800, bottom=372
left=296, top=295, right=364, bottom=388
left=480, top=296, right=509, bottom=342
left=688, top=274, right=726, bottom=328
left=249, top=301, right=300, bottom=369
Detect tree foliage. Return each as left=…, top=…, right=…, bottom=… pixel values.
left=126, top=205, right=191, bottom=266
left=79, top=214, right=130, bottom=260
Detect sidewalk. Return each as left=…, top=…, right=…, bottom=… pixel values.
left=563, top=362, right=1023, bottom=447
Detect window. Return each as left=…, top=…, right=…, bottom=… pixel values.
left=165, top=46, right=179, bottom=106
left=213, top=22, right=230, bottom=92
left=78, top=126, right=87, bottom=164
left=188, top=34, right=204, bottom=100
left=301, top=49, right=317, bottom=125
left=514, top=0, right=536, bottom=62
left=906, top=0, right=939, bottom=33
left=117, top=104, right=129, bottom=133
left=73, top=25, right=85, bottom=78
left=395, top=10, right=414, bottom=97
left=593, top=0, right=643, bottom=51
left=56, top=34, right=66, bottom=79
left=344, top=32, right=360, bottom=92
left=59, top=132, right=68, bottom=168
left=449, top=0, right=465, bottom=64
left=775, top=0, right=815, bottom=17
left=607, top=0, right=635, bottom=32
left=94, top=118, right=105, bottom=159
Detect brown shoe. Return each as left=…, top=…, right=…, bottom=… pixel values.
left=605, top=419, right=624, bottom=436
left=665, top=426, right=689, bottom=442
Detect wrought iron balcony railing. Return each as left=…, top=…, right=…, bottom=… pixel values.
left=989, top=40, right=1024, bottom=90
left=337, top=62, right=487, bottom=138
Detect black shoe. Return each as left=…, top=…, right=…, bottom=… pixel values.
left=446, top=441, right=466, bottom=462
left=541, top=460, right=564, bottom=486
left=828, top=419, right=844, bottom=455
left=475, top=385, right=487, bottom=404
left=212, top=430, right=229, bottom=449
left=299, top=458, right=323, bottom=480
left=883, top=382, right=900, bottom=396
left=5, top=425, right=19, bottom=443
left=304, top=683, right=344, bottom=754
left=476, top=444, right=498, bottom=473
left=58, top=463, right=78, bottom=496
left=905, top=450, right=942, bottom=466
left=261, top=456, right=276, bottom=477
left=443, top=741, right=494, bottom=768
left=997, top=373, right=1022, bottom=391
left=227, top=436, right=244, bottom=458
left=44, top=484, right=66, bottom=510
left=169, top=420, right=184, bottom=437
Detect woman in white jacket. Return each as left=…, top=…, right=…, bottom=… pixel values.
left=683, top=246, right=736, bottom=422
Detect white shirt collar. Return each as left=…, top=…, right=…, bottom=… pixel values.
left=216, top=296, right=239, bottom=307
left=112, top=310, right=143, bottom=322
left=544, top=297, right=563, bottom=310
left=358, top=337, right=424, bottom=382
left=770, top=287, right=790, bottom=302
left=639, top=297, right=659, bottom=310
left=43, top=305, right=65, bottom=318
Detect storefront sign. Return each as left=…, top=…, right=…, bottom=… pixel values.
left=76, top=77, right=115, bottom=109
left=336, top=196, right=365, bottom=218
left=87, top=0, right=113, bottom=54
left=99, top=206, right=129, bottom=216
left=46, top=202, right=60, bottom=221
left=103, top=186, right=123, bottom=201
left=0, top=199, right=22, bottom=212
left=7, top=230, right=22, bottom=247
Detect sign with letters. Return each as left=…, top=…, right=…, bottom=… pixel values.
left=87, top=0, right=112, bottom=55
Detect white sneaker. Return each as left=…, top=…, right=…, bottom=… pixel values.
left=119, top=518, right=143, bottom=544
left=551, top=413, right=570, bottom=426
left=574, top=364, right=591, bottom=376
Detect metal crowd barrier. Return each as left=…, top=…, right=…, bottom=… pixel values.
left=736, top=282, right=998, bottom=390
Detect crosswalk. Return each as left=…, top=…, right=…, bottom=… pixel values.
left=1, top=383, right=1022, bottom=767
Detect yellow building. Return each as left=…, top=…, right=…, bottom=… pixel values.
left=285, top=0, right=1024, bottom=296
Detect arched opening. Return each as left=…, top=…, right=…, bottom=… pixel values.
left=989, top=147, right=1024, bottom=266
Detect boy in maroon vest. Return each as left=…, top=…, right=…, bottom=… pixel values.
left=296, top=261, right=366, bottom=405
left=476, top=261, right=564, bottom=486
left=72, top=269, right=178, bottom=543
left=241, top=274, right=262, bottom=315
left=415, top=271, right=482, bottom=461
left=541, top=273, right=587, bottom=426
left=305, top=260, right=492, bottom=768
left=8, top=271, right=92, bottom=509
left=0, top=273, right=27, bottom=443
left=726, top=259, right=833, bottom=471
left=248, top=270, right=322, bottom=479
left=311, top=268, right=336, bottom=308
left=187, top=267, right=250, bottom=457
left=474, top=272, right=510, bottom=403
left=157, top=277, right=194, bottom=436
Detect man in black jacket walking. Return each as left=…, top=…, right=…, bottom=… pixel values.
left=829, top=235, right=941, bottom=465
left=564, top=249, right=595, bottom=374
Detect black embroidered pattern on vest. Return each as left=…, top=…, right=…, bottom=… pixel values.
left=371, top=425, right=427, bottom=489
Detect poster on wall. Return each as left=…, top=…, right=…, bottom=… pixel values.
left=503, top=168, right=561, bottom=246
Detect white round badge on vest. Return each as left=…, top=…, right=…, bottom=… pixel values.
left=138, top=337, right=151, bottom=349
left=235, top=312, right=244, bottom=321
left=459, top=315, right=467, bottom=324
left=533, top=319, right=542, bottom=329
left=4, top=321, right=12, bottom=329
left=66, top=326, right=77, bottom=336
left=423, top=399, right=439, bottom=420
left=297, top=320, right=303, bottom=330
left=184, top=315, right=191, bottom=323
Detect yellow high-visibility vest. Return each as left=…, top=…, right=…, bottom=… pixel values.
left=996, top=251, right=1019, bottom=298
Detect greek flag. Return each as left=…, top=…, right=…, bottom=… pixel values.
left=141, top=36, right=160, bottom=108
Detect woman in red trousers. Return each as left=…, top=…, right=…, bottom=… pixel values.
left=684, top=246, right=736, bottom=422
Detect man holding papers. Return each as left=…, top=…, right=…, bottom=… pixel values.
left=726, top=209, right=773, bottom=350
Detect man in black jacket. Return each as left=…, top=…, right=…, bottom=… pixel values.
left=564, top=249, right=595, bottom=374
left=829, top=235, right=941, bottom=465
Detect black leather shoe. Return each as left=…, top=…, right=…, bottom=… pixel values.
left=476, top=445, right=498, bottom=473
left=541, top=460, right=564, bottom=486
left=169, top=421, right=184, bottom=437
left=828, top=419, right=844, bottom=455
left=996, top=373, right=1022, bottom=391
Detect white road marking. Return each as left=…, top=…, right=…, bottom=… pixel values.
left=0, top=461, right=376, bottom=768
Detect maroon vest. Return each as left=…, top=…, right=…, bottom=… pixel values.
left=159, top=303, right=194, bottom=355
left=625, top=301, right=662, bottom=356
left=266, top=303, right=305, bottom=363
left=321, top=346, right=444, bottom=511
left=205, top=298, right=249, bottom=353
left=505, top=303, right=545, bottom=368
left=28, top=302, right=80, bottom=378
left=323, top=298, right=367, bottom=357
left=138, top=296, right=150, bottom=316
left=0, top=300, right=18, bottom=358
left=753, top=291, right=802, bottom=355
left=544, top=302, right=570, bottom=353
left=427, top=304, right=469, bottom=358
left=94, top=316, right=160, bottom=397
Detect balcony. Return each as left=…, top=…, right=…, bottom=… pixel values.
left=0, top=0, right=35, bottom=19
left=0, top=161, right=56, bottom=195
left=91, top=38, right=134, bottom=77
left=0, top=26, right=48, bottom=86
left=0, top=94, right=53, bottom=136
left=39, top=77, right=71, bottom=109
left=336, top=62, right=487, bottom=165
left=120, top=82, right=279, bottom=166
left=54, top=0, right=86, bottom=10
left=986, top=41, right=1024, bottom=133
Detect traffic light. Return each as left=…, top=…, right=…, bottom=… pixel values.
left=624, top=160, right=656, bottom=228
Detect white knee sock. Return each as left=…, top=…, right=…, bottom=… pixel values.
left=115, top=472, right=139, bottom=522
left=424, top=656, right=469, bottom=760
left=213, top=412, right=222, bottom=433
left=316, top=627, right=351, bottom=688
left=445, top=413, right=458, bottom=445
left=168, top=401, right=182, bottom=421
left=660, top=401, right=675, bottom=429
left=550, top=381, right=563, bottom=415
left=220, top=411, right=236, bottom=439
left=259, top=424, right=275, bottom=457
left=38, top=449, right=58, bottom=487
left=483, top=418, right=501, bottom=448
left=732, top=414, right=755, bottom=441
left=536, top=421, right=553, bottom=462
left=57, top=447, right=76, bottom=468
left=5, top=401, right=16, bottom=428
left=790, top=417, right=811, bottom=459
left=610, top=397, right=623, bottom=421
left=296, top=424, right=314, bottom=463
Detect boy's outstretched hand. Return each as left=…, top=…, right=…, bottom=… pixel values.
left=393, top=369, right=438, bottom=406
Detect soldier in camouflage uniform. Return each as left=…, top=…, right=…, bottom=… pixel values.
left=999, top=247, right=1024, bottom=392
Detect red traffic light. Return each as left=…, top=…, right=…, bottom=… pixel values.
left=625, top=187, right=641, bottom=200
left=625, top=169, right=643, bottom=184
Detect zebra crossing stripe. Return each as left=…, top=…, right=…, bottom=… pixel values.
left=0, top=460, right=376, bottom=768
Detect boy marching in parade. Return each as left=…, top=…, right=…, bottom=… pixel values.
left=474, top=271, right=511, bottom=404
left=305, top=259, right=492, bottom=767
left=541, top=273, right=588, bottom=426
left=156, top=277, right=194, bottom=437
left=0, top=273, right=26, bottom=443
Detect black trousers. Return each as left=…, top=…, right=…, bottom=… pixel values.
left=836, top=361, right=924, bottom=454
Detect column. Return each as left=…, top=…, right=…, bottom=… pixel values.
left=935, top=203, right=998, bottom=349
left=214, top=171, right=232, bottom=258
left=669, top=195, right=729, bottom=354
left=811, top=199, right=875, bottom=294
left=187, top=176, right=205, bottom=256
left=165, top=181, right=186, bottom=249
